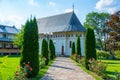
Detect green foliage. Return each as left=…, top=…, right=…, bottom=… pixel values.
left=85, top=28, right=96, bottom=69
left=71, top=42, right=75, bottom=55
left=14, top=26, right=24, bottom=48
left=20, top=17, right=39, bottom=78
left=39, top=54, right=45, bottom=69
left=114, top=50, right=120, bottom=59
left=89, top=59, right=107, bottom=78
left=76, top=36, right=81, bottom=56
left=84, top=12, right=110, bottom=50
left=41, top=39, right=49, bottom=65
left=97, top=50, right=110, bottom=59
left=114, top=71, right=120, bottom=80
left=49, top=39, right=55, bottom=60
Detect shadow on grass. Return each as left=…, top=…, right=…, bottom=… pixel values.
left=105, top=71, right=115, bottom=75
left=106, top=62, right=120, bottom=64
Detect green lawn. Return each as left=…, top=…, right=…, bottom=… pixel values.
left=0, top=56, right=20, bottom=80
left=101, top=60, right=120, bottom=78
left=0, top=56, right=55, bottom=80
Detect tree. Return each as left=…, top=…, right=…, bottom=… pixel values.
left=85, top=28, right=96, bottom=69
left=49, top=39, right=54, bottom=60
left=20, top=17, right=39, bottom=77
left=84, top=12, right=110, bottom=50
left=41, top=38, right=49, bottom=65
left=71, top=42, right=75, bottom=55
left=105, top=11, right=120, bottom=54
left=14, top=26, right=24, bottom=48
left=76, top=36, right=81, bottom=56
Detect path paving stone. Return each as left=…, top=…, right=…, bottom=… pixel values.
left=40, top=57, right=95, bottom=80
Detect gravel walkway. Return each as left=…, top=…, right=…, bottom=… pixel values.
left=40, top=57, right=95, bottom=80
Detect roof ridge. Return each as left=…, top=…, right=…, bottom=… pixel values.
left=37, top=11, right=73, bottom=20
left=66, top=11, right=74, bottom=25
left=0, top=24, right=16, bottom=28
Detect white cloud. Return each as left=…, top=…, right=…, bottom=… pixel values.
left=0, top=15, right=23, bottom=29
left=49, top=1, right=56, bottom=7
left=28, top=0, right=39, bottom=7
left=95, top=0, right=119, bottom=14
left=64, top=8, right=79, bottom=13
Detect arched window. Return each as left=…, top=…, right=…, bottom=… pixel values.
left=69, top=41, right=72, bottom=48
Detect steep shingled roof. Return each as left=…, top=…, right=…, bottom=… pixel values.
left=37, top=11, right=86, bottom=33
left=0, top=25, right=19, bottom=34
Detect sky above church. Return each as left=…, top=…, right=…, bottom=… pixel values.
left=0, top=0, right=120, bottom=29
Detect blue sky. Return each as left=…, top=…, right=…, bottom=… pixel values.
left=0, top=0, right=120, bottom=29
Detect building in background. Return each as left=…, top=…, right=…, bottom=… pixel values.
left=37, top=11, right=86, bottom=56
left=0, top=25, right=20, bottom=55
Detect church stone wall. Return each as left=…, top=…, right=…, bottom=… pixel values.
left=39, top=32, right=85, bottom=56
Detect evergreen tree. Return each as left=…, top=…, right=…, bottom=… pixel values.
left=20, top=17, right=39, bottom=77
left=49, top=39, right=54, bottom=60
left=41, top=38, right=49, bottom=65
left=71, top=42, right=75, bottom=55
left=76, top=36, right=81, bottom=56
left=85, top=28, right=96, bottom=69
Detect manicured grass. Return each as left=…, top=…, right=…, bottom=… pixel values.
left=101, top=60, right=120, bottom=78
left=71, top=59, right=103, bottom=80
left=0, top=56, right=55, bottom=80
left=0, top=56, right=20, bottom=80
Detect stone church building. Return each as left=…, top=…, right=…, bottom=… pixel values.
left=37, top=11, right=86, bottom=56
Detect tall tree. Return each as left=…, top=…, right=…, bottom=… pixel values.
left=84, top=12, right=110, bottom=50
left=71, top=42, right=75, bottom=55
left=49, top=39, right=54, bottom=60
left=76, top=36, right=81, bottom=56
left=41, top=38, right=49, bottom=65
left=85, top=28, right=96, bottom=69
left=105, top=11, right=120, bottom=54
left=20, top=17, right=39, bottom=77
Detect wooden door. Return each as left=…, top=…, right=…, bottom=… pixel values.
left=61, top=45, right=64, bottom=55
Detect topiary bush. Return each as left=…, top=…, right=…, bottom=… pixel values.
left=41, top=38, right=49, bottom=65
left=85, top=28, right=97, bottom=69
left=76, top=36, right=81, bottom=57
left=49, top=39, right=54, bottom=60
left=20, top=17, right=39, bottom=77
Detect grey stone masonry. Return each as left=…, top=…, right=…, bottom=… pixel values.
left=40, top=57, right=95, bottom=80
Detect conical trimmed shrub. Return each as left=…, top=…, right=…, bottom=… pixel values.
left=85, top=28, right=96, bottom=69
left=76, top=36, right=81, bottom=56
left=20, top=17, right=39, bottom=77
left=41, top=38, right=49, bottom=65
left=49, top=39, right=54, bottom=60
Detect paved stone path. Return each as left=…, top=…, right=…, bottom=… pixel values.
left=40, top=57, right=95, bottom=80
